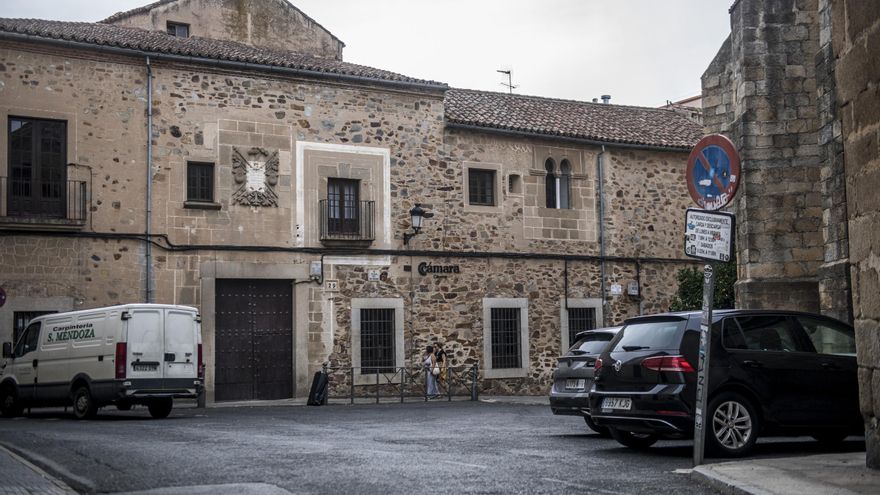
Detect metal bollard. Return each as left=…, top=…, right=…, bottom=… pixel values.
left=376, top=368, right=380, bottom=404
left=350, top=367, right=355, bottom=405
left=400, top=367, right=405, bottom=404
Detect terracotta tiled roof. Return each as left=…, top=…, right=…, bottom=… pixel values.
left=0, top=18, right=445, bottom=88
left=101, top=0, right=345, bottom=46
left=445, top=89, right=702, bottom=150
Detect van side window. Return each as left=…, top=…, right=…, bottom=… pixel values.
left=14, top=322, right=41, bottom=357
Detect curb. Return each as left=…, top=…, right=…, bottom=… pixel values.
left=691, top=464, right=764, bottom=495
left=0, top=443, right=81, bottom=494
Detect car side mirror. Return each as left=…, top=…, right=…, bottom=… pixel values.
left=2, top=342, right=12, bottom=359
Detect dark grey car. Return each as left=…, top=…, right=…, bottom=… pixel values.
left=550, top=327, right=621, bottom=435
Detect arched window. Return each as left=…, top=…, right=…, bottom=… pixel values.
left=559, top=160, right=571, bottom=209
left=545, top=158, right=557, bottom=208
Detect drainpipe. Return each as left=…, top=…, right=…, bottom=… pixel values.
left=597, top=146, right=608, bottom=326
left=145, top=57, right=153, bottom=303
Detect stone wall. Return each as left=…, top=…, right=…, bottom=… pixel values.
left=106, top=0, right=344, bottom=60
left=831, top=0, right=880, bottom=469
left=703, top=0, right=824, bottom=312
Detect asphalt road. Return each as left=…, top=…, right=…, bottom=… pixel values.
left=0, top=401, right=866, bottom=494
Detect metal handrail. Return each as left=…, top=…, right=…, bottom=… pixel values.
left=321, top=363, right=479, bottom=404
left=319, top=199, right=375, bottom=241
left=0, top=176, right=87, bottom=222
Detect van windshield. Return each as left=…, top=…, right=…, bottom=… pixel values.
left=611, top=320, right=687, bottom=352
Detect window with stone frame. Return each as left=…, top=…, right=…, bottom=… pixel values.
left=545, top=158, right=571, bottom=209
left=567, top=307, right=597, bottom=349
left=186, top=161, right=214, bottom=203
left=166, top=21, right=190, bottom=38
left=482, top=297, right=530, bottom=379
left=359, top=308, right=396, bottom=373
left=468, top=169, right=496, bottom=206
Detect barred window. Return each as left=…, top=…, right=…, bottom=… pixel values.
left=491, top=307, right=521, bottom=369
left=468, top=169, right=496, bottom=206
left=187, top=162, right=214, bottom=203
left=360, top=308, right=395, bottom=373
left=567, top=307, right=597, bottom=348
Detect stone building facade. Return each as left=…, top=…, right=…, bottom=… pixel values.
left=0, top=0, right=701, bottom=403
left=703, top=0, right=880, bottom=467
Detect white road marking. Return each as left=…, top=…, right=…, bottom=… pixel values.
left=440, top=460, right=488, bottom=469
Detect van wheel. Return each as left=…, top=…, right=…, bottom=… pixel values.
left=1, top=385, right=23, bottom=418
left=609, top=428, right=658, bottom=449
left=72, top=386, right=98, bottom=420
left=706, top=392, right=759, bottom=457
left=584, top=416, right=611, bottom=437
left=148, top=398, right=173, bottom=419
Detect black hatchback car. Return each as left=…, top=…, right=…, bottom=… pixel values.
left=550, top=327, right=621, bottom=435
left=589, top=310, right=862, bottom=457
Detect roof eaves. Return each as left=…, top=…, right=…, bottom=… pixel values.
left=0, top=29, right=447, bottom=93
left=445, top=120, right=694, bottom=152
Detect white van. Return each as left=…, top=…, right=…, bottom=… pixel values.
left=0, top=304, right=203, bottom=419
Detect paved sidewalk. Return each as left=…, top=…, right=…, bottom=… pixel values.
left=0, top=445, right=76, bottom=495
left=691, top=452, right=880, bottom=495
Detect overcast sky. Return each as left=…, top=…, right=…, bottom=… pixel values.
left=1, top=0, right=733, bottom=106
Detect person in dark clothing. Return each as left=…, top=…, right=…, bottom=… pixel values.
left=434, top=342, right=447, bottom=387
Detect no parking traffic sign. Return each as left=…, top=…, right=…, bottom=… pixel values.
left=686, top=134, right=741, bottom=210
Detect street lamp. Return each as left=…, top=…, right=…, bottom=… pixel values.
left=403, top=203, right=433, bottom=245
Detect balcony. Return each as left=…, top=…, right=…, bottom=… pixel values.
left=0, top=177, right=88, bottom=229
left=319, top=199, right=375, bottom=245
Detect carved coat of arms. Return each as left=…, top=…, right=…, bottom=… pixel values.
left=232, top=147, right=279, bottom=207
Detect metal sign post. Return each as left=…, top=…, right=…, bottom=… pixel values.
left=684, top=134, right=741, bottom=467
left=693, top=264, right=715, bottom=466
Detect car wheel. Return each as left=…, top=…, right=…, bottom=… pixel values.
left=812, top=430, right=849, bottom=445
left=584, top=416, right=611, bottom=437
left=148, top=398, right=173, bottom=419
left=0, top=385, right=23, bottom=418
left=72, top=386, right=98, bottom=420
left=707, top=392, right=759, bottom=457
left=609, top=428, right=658, bottom=449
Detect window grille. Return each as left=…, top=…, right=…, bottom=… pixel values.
left=360, top=308, right=395, bottom=373
left=468, top=169, right=495, bottom=206
left=491, top=307, right=521, bottom=369
left=568, top=307, right=597, bottom=348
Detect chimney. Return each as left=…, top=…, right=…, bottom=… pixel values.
left=601, top=95, right=611, bottom=104
left=592, top=98, right=598, bottom=103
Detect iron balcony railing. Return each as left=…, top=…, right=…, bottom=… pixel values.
left=319, top=199, right=375, bottom=242
left=1, top=177, right=88, bottom=223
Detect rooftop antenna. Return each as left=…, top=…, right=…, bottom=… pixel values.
left=497, top=69, right=518, bottom=94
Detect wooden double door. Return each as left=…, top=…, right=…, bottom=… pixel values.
left=215, top=279, right=293, bottom=401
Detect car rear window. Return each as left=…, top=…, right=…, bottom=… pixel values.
left=568, top=333, right=613, bottom=355
left=611, top=319, right=687, bottom=352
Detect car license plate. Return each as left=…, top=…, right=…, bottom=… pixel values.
left=601, top=397, right=632, bottom=411
left=565, top=379, right=586, bottom=390
left=132, top=363, right=158, bottom=372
